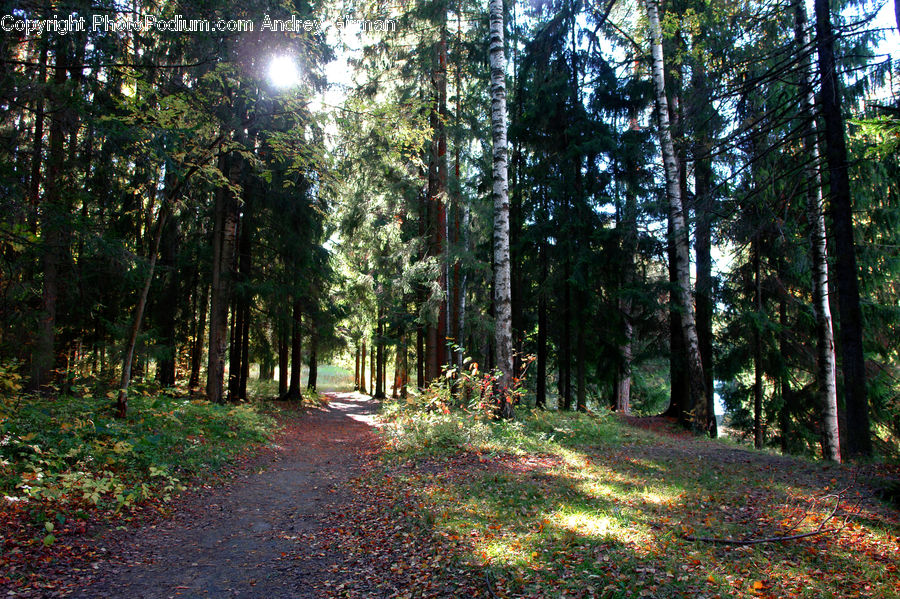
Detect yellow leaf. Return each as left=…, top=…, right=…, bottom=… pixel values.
left=752, top=581, right=764, bottom=590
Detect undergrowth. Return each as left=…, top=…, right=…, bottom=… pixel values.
left=1, top=390, right=273, bottom=524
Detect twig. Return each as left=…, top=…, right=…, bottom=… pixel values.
left=683, top=486, right=863, bottom=546
left=484, top=570, right=499, bottom=599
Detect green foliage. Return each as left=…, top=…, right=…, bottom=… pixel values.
left=0, top=393, right=273, bottom=512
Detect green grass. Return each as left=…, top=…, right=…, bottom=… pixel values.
left=247, top=364, right=356, bottom=399
left=0, top=390, right=273, bottom=514
left=375, top=402, right=900, bottom=598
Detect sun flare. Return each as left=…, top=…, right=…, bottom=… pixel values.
left=267, top=55, right=300, bottom=89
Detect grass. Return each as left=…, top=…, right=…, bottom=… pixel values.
left=0, top=388, right=273, bottom=517
left=375, top=402, right=900, bottom=598
left=247, top=364, right=356, bottom=399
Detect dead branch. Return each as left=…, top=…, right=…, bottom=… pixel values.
left=682, top=485, right=864, bottom=546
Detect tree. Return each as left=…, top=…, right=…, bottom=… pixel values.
left=794, top=0, right=840, bottom=462
left=643, top=0, right=710, bottom=434
left=814, top=0, right=871, bottom=457
left=489, top=0, right=514, bottom=418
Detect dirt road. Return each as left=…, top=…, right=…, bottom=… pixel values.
left=71, top=392, right=379, bottom=599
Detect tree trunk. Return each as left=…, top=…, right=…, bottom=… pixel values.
left=370, top=342, right=375, bottom=398
left=355, top=345, right=360, bottom=390
left=206, top=152, right=240, bottom=404
left=30, top=43, right=68, bottom=392
left=375, top=314, right=386, bottom=399
left=536, top=281, right=548, bottom=409
left=693, top=114, right=716, bottom=436
left=278, top=327, right=289, bottom=397
left=360, top=338, right=368, bottom=394
left=645, top=0, right=710, bottom=434
left=753, top=237, right=764, bottom=449
left=560, top=258, right=572, bottom=411
left=400, top=334, right=409, bottom=399
left=779, top=297, right=794, bottom=455
left=812, top=0, right=857, bottom=458
left=284, top=298, right=303, bottom=401
left=307, top=327, right=318, bottom=392
left=189, top=283, right=209, bottom=395
left=489, top=0, right=514, bottom=418
left=116, top=207, right=168, bottom=417
left=576, top=326, right=586, bottom=413
left=794, top=0, right=840, bottom=461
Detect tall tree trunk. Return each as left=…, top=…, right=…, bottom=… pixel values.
left=753, top=237, right=764, bottom=449
left=489, top=0, right=514, bottom=418
left=360, top=338, right=368, bottom=394
left=692, top=72, right=716, bottom=435
left=30, top=43, right=68, bottom=392
left=794, top=0, right=840, bottom=461
left=206, top=152, right=240, bottom=404
left=644, top=0, right=710, bottom=434
left=810, top=0, right=854, bottom=459
left=28, top=39, right=48, bottom=217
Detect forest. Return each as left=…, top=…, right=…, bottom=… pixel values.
left=1, top=0, right=900, bottom=595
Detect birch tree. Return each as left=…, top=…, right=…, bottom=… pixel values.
left=813, top=0, right=871, bottom=457
left=643, top=0, right=711, bottom=434
left=794, top=0, right=841, bottom=462
left=489, top=0, right=514, bottom=418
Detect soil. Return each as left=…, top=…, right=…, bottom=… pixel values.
left=65, top=391, right=381, bottom=599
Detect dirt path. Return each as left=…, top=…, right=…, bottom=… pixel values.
left=69, top=392, right=379, bottom=599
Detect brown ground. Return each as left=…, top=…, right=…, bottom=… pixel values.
left=61, top=391, right=381, bottom=599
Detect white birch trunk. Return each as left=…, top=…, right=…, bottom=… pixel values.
left=794, top=0, right=841, bottom=462
left=489, top=0, right=514, bottom=418
left=644, top=0, right=710, bottom=433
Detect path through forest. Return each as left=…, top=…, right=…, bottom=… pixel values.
left=70, top=392, right=380, bottom=599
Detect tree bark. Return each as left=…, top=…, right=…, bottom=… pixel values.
left=355, top=345, right=360, bottom=390
left=30, top=43, right=68, bottom=392
left=753, top=237, right=764, bottom=449
left=536, top=270, right=548, bottom=409
left=360, top=338, right=368, bottom=394
left=284, top=298, right=303, bottom=401
left=795, top=0, right=841, bottom=461
left=692, top=105, right=716, bottom=436
left=189, top=283, right=209, bottom=395
left=206, top=152, right=241, bottom=404
left=375, top=312, right=386, bottom=399
left=814, top=0, right=866, bottom=457
left=307, top=326, right=318, bottom=392
left=489, top=0, right=515, bottom=418
left=645, top=0, right=710, bottom=434
left=278, top=327, right=289, bottom=397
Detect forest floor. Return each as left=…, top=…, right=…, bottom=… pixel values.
left=4, top=392, right=900, bottom=598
